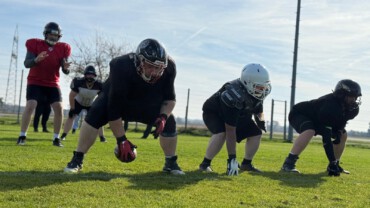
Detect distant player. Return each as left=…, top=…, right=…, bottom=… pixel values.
left=281, top=79, right=361, bottom=176
left=60, top=66, right=105, bottom=144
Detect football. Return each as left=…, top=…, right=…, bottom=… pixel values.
left=114, top=145, right=137, bottom=163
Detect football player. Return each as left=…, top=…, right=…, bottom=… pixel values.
left=63, top=38, right=184, bottom=175
left=281, top=79, right=361, bottom=176
left=17, top=22, right=71, bottom=146
left=59, top=65, right=105, bottom=144
left=199, top=64, right=271, bottom=176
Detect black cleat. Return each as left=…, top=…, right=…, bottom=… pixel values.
left=338, top=164, right=350, bottom=174
left=64, top=151, right=83, bottom=173
left=281, top=157, right=300, bottom=173
left=199, top=163, right=213, bottom=172
left=240, top=163, right=262, bottom=172
left=53, top=138, right=63, bottom=147
left=17, top=136, right=26, bottom=145
left=327, top=161, right=341, bottom=176
left=163, top=156, right=185, bottom=175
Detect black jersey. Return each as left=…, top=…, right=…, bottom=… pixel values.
left=104, top=53, right=176, bottom=121
left=290, top=93, right=359, bottom=132
left=70, top=77, right=103, bottom=107
left=202, top=79, right=263, bottom=126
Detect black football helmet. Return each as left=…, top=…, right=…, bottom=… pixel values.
left=84, top=65, right=97, bottom=82
left=333, top=79, right=362, bottom=110
left=43, top=22, right=62, bottom=45
left=135, top=38, right=168, bottom=84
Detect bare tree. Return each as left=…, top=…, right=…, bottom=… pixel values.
left=69, top=32, right=132, bottom=82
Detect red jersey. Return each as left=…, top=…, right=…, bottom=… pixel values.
left=25, top=38, right=71, bottom=87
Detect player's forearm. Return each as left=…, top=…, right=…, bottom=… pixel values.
left=160, top=100, right=175, bottom=117
left=24, top=51, right=37, bottom=68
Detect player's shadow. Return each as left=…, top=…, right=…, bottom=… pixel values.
left=0, top=170, right=226, bottom=192
left=245, top=170, right=328, bottom=188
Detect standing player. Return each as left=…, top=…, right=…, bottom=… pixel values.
left=281, top=79, right=361, bottom=176
left=33, top=95, right=51, bottom=132
left=60, top=65, right=105, bottom=144
left=17, top=22, right=71, bottom=146
left=63, top=38, right=184, bottom=175
left=199, top=64, right=271, bottom=176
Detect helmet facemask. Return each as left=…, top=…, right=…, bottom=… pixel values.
left=246, top=81, right=271, bottom=100
left=137, top=54, right=166, bottom=84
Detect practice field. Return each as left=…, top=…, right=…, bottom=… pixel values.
left=0, top=118, right=369, bottom=207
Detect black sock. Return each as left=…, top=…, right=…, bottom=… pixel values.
left=242, top=159, right=252, bottom=165
left=201, top=157, right=212, bottom=165
left=288, top=153, right=299, bottom=160
left=61, top=133, right=67, bottom=138
left=228, top=154, right=236, bottom=160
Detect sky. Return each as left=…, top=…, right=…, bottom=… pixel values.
left=0, top=0, right=369, bottom=132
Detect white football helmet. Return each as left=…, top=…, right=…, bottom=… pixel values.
left=240, top=63, right=271, bottom=100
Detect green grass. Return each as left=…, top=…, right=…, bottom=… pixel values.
left=0, top=117, right=370, bottom=207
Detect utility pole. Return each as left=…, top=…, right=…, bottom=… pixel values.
left=5, top=25, right=19, bottom=112
left=288, top=0, right=301, bottom=142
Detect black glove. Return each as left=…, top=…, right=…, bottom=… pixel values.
left=68, top=109, right=76, bottom=118
left=327, top=161, right=340, bottom=176
left=254, top=115, right=266, bottom=133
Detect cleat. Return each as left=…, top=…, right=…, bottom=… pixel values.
left=42, top=129, right=50, bottom=133
left=163, top=156, right=185, bottom=175
left=338, top=164, right=350, bottom=174
left=72, top=129, right=76, bottom=134
left=100, top=136, right=107, bottom=143
left=64, top=151, right=83, bottom=173
left=53, top=138, right=63, bottom=147
left=281, top=157, right=300, bottom=173
left=327, top=161, right=341, bottom=176
left=240, top=163, right=262, bottom=172
left=199, top=163, right=213, bottom=172
left=60, top=133, right=67, bottom=141
left=17, top=136, right=26, bottom=145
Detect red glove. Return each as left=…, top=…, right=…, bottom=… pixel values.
left=115, top=136, right=137, bottom=163
left=151, top=114, right=168, bottom=138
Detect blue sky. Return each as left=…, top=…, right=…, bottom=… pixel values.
left=0, top=0, right=369, bottom=132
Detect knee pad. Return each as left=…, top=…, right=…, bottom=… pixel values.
left=161, top=114, right=177, bottom=137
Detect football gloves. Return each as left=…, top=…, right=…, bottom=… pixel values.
left=226, top=158, right=239, bottom=176
left=115, top=136, right=137, bottom=163
left=151, top=114, right=167, bottom=138
left=254, top=115, right=267, bottom=132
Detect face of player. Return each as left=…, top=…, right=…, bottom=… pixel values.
left=85, top=74, right=96, bottom=82
left=45, top=33, right=60, bottom=45
left=344, top=95, right=361, bottom=110
left=140, top=60, right=165, bottom=83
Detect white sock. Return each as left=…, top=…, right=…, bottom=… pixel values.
left=20, top=132, right=27, bottom=137
left=53, top=133, right=59, bottom=139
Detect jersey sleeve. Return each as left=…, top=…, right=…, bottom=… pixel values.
left=318, top=100, right=345, bottom=130
left=25, top=39, right=37, bottom=54
left=63, top=43, right=72, bottom=58
left=70, top=78, right=79, bottom=92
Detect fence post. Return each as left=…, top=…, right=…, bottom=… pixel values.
left=269, top=99, right=274, bottom=140
left=184, top=88, right=190, bottom=131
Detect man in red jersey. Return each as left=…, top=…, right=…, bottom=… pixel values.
left=17, top=22, right=71, bottom=147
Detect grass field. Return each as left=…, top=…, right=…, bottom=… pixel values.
left=0, top=116, right=370, bottom=207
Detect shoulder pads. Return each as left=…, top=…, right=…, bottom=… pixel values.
left=220, top=79, right=247, bottom=110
